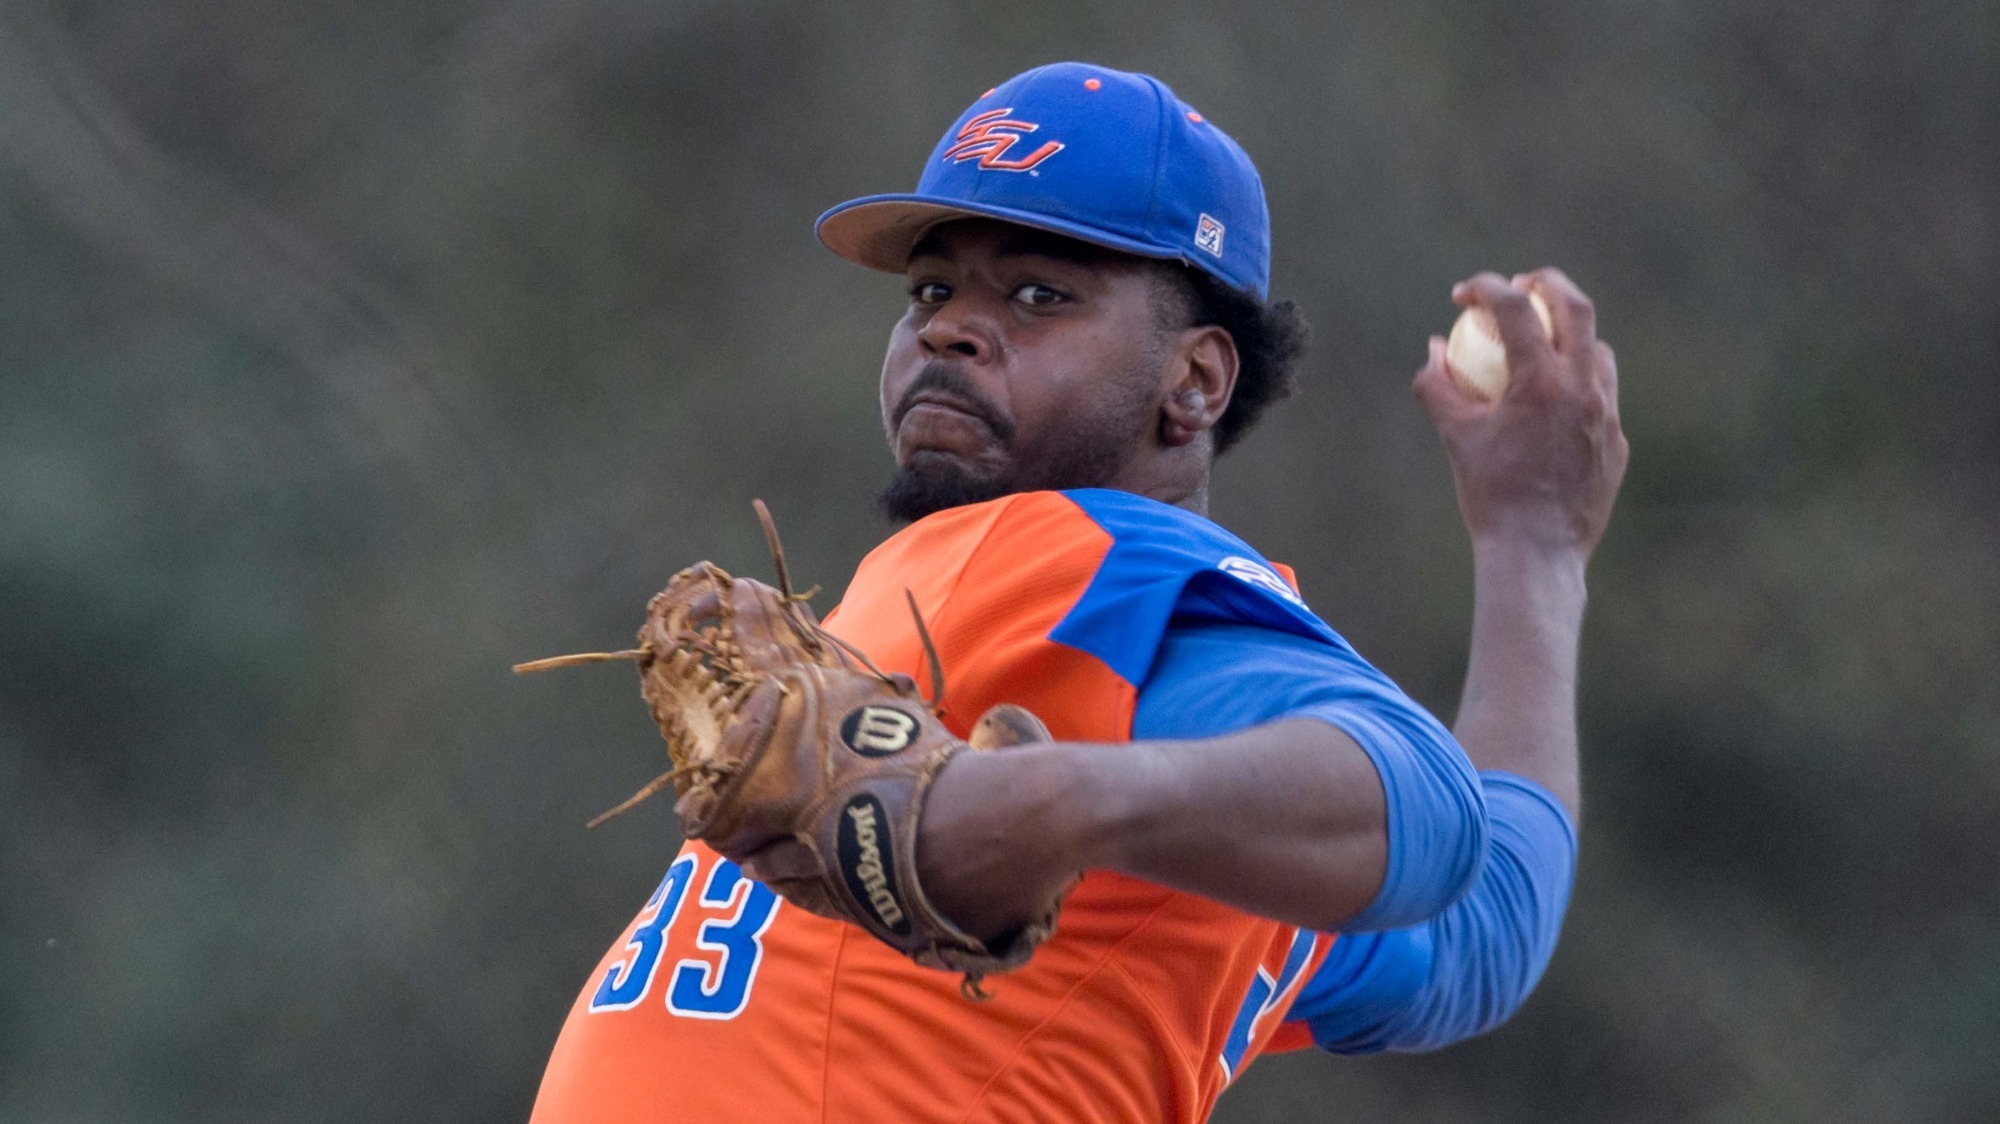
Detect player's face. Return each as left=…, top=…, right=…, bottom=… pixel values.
left=878, top=220, right=1173, bottom=523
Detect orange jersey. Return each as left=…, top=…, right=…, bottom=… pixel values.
left=533, top=491, right=1333, bottom=1122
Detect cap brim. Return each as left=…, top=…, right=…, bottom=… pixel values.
left=815, top=194, right=1191, bottom=275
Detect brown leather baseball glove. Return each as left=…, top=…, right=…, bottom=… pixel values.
left=515, top=501, right=1062, bottom=997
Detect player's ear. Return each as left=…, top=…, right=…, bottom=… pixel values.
left=1159, top=325, right=1238, bottom=448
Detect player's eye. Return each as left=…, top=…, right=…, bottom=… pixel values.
left=909, top=281, right=951, bottom=305
left=1011, top=283, right=1066, bottom=308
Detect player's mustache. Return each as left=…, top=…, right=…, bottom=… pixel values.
left=892, top=363, right=1016, bottom=441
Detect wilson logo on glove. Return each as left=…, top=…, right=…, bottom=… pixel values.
left=838, top=794, right=912, bottom=935
left=841, top=705, right=919, bottom=756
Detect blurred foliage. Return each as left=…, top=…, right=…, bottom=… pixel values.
left=2, top=1, right=1995, bottom=1120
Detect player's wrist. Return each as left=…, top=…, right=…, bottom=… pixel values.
left=1048, top=741, right=1146, bottom=873
left=916, top=744, right=1097, bottom=942
left=1469, top=526, right=1594, bottom=582
left=1007, top=743, right=1122, bottom=874
left=1464, top=503, right=1601, bottom=553
left=1469, top=538, right=1589, bottom=634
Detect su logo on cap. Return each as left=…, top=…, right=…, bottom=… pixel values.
left=942, top=108, right=1064, bottom=172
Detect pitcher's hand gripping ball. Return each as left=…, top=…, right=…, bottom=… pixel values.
left=1445, top=287, right=1554, bottom=400
left=514, top=501, right=1062, bottom=997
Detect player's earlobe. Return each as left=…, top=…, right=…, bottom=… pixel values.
left=1159, top=327, right=1237, bottom=447
left=1161, top=388, right=1207, bottom=447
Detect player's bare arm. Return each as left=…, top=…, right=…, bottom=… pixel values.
left=917, top=717, right=1395, bottom=939
left=1418, top=269, right=1628, bottom=817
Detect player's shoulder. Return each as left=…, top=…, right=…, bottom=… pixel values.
left=1057, top=488, right=1306, bottom=602
left=850, top=489, right=1337, bottom=679
left=1045, top=489, right=1346, bottom=685
left=1057, top=486, right=1253, bottom=549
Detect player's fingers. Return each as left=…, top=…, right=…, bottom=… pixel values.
left=1594, top=340, right=1621, bottom=424
left=1412, top=336, right=1476, bottom=422
left=1596, top=343, right=1631, bottom=472
left=1524, top=267, right=1596, bottom=357
left=1594, top=339, right=1618, bottom=388
left=1510, top=271, right=1560, bottom=352
left=1456, top=273, right=1554, bottom=382
left=1450, top=271, right=1509, bottom=308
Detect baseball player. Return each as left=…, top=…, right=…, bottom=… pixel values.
left=530, top=61, right=1626, bottom=1122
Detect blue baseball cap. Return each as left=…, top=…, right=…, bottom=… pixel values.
left=816, top=62, right=1272, bottom=298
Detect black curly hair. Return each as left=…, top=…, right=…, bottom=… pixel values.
left=1151, top=265, right=1311, bottom=454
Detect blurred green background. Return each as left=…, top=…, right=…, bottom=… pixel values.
left=3, top=1, right=1995, bottom=1120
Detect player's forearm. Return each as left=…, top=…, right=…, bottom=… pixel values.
left=1078, top=717, right=1396, bottom=932
left=1453, top=536, right=1589, bottom=817
left=919, top=718, right=1404, bottom=937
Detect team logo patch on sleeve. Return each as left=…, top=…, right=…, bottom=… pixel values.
left=1217, top=556, right=1304, bottom=607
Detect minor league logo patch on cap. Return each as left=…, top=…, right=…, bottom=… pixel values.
left=1194, top=213, right=1226, bottom=257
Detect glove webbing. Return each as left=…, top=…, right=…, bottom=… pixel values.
left=511, top=500, right=948, bottom=830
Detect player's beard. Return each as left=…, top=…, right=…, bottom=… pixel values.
left=878, top=359, right=1158, bottom=524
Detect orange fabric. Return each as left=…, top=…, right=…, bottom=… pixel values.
left=1261, top=1021, right=1317, bottom=1055
left=531, top=492, right=1327, bottom=1123
left=1268, top=561, right=1300, bottom=594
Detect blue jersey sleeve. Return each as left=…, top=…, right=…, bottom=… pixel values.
left=1133, top=621, right=1488, bottom=932
left=1284, top=772, right=1578, bottom=1053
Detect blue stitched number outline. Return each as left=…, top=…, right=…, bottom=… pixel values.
left=666, top=861, right=781, bottom=1019
left=1218, top=929, right=1317, bottom=1082
left=587, top=853, right=781, bottom=1019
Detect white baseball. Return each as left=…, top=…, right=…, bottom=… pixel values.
left=1444, top=289, right=1553, bottom=400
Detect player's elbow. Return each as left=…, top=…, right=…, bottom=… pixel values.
left=1337, top=721, right=1490, bottom=932
left=1378, top=776, right=1578, bottom=1052
left=1379, top=888, right=1562, bottom=1052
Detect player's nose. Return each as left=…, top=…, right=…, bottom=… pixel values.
left=917, top=299, right=997, bottom=363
